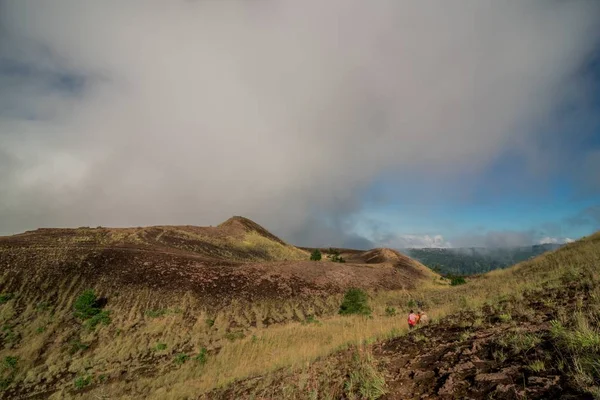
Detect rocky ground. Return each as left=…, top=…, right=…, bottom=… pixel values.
left=206, top=280, right=594, bottom=399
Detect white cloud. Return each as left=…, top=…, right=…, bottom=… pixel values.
left=538, top=237, right=575, bottom=245
left=1, top=1, right=599, bottom=242
left=381, top=234, right=452, bottom=249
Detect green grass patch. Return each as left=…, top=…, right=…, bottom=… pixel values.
left=385, top=307, right=397, bottom=317
left=68, top=339, right=90, bottom=355
left=0, top=294, right=14, bottom=305
left=85, top=310, right=111, bottom=330
left=528, top=360, right=545, bottom=372
left=174, top=353, right=190, bottom=365
left=74, top=375, right=91, bottom=390
left=194, top=347, right=208, bottom=365
left=154, top=343, right=167, bottom=351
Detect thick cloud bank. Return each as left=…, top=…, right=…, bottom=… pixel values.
left=1, top=1, right=599, bottom=245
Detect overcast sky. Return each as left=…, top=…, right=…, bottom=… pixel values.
left=1, top=1, right=600, bottom=248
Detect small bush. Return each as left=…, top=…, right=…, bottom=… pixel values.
left=339, top=288, right=372, bottom=316
left=407, top=299, right=417, bottom=308
left=174, top=353, right=189, bottom=365
left=450, top=276, right=467, bottom=286
left=85, top=311, right=111, bottom=330
left=0, top=377, right=12, bottom=390
left=0, top=294, right=14, bottom=305
left=35, top=327, right=46, bottom=334
left=69, top=339, right=90, bottom=355
left=327, top=249, right=346, bottom=263
left=385, top=307, right=397, bottom=317
left=154, top=343, right=167, bottom=351
left=2, top=356, right=17, bottom=370
left=74, top=375, right=91, bottom=390
left=310, top=249, right=322, bottom=261
left=74, top=290, right=101, bottom=319
left=195, top=347, right=208, bottom=365
left=205, top=318, right=215, bottom=328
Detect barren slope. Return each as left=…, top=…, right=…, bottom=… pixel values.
left=0, top=217, right=434, bottom=305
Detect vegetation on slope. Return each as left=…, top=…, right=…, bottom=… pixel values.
left=203, top=233, right=600, bottom=399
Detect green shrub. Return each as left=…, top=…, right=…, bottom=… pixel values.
left=74, top=375, right=91, bottom=390
left=205, top=318, right=215, bottom=328
left=85, top=311, right=111, bottom=330
left=68, top=339, right=90, bottom=355
left=174, top=353, right=189, bottom=365
left=35, top=327, right=45, bottom=334
left=310, top=249, right=322, bottom=261
left=0, top=294, right=14, bottom=305
left=450, top=276, right=467, bottom=286
left=195, top=347, right=208, bottom=365
left=2, top=356, right=17, bottom=370
left=339, top=288, right=372, bottom=316
left=154, top=343, right=167, bottom=351
left=0, top=377, right=12, bottom=390
left=327, top=249, right=346, bottom=263
left=73, top=290, right=101, bottom=319
left=385, top=307, right=397, bottom=317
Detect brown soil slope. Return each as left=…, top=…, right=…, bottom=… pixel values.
left=0, top=217, right=435, bottom=304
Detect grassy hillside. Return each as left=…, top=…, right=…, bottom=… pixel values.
left=204, top=232, right=600, bottom=399
left=0, top=218, right=439, bottom=399
left=6, top=219, right=594, bottom=398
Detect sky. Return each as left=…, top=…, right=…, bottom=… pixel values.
left=1, top=1, right=600, bottom=249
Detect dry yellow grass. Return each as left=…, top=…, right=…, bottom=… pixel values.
left=1, top=232, right=599, bottom=399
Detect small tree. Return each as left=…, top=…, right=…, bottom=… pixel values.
left=327, top=248, right=345, bottom=263
left=339, top=288, right=372, bottom=316
left=310, top=249, right=322, bottom=261
left=450, top=276, right=467, bottom=286
left=73, top=290, right=101, bottom=319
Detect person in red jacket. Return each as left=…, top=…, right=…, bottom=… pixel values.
left=408, top=310, right=418, bottom=329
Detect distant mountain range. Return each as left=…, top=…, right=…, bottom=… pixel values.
left=403, top=243, right=563, bottom=276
